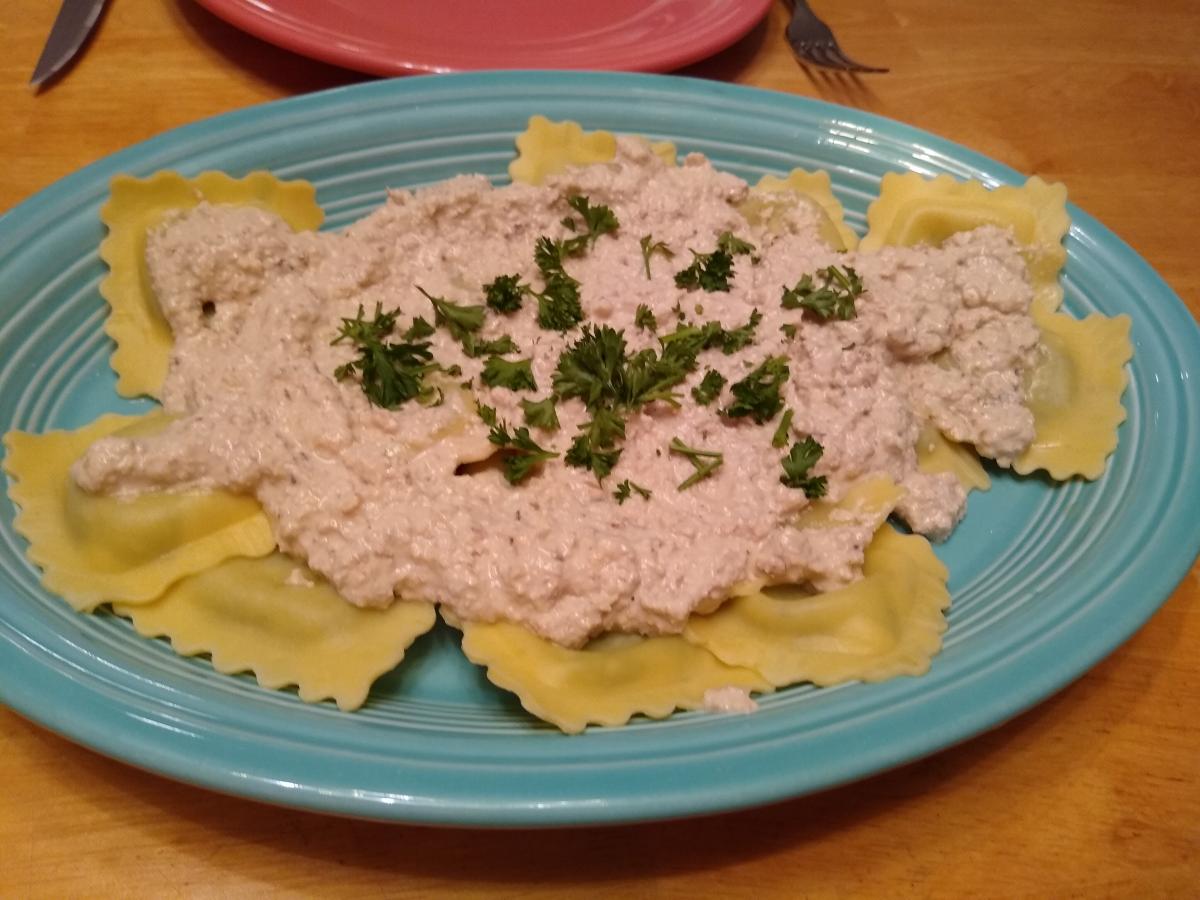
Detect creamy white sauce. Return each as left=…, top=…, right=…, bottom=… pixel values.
left=74, top=140, right=1039, bottom=647
left=702, top=686, right=759, bottom=715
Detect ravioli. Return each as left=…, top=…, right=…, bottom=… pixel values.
left=684, top=525, right=950, bottom=687
left=456, top=614, right=769, bottom=733
left=3, top=412, right=275, bottom=611
left=509, top=114, right=676, bottom=185
left=101, top=170, right=323, bottom=397
left=115, top=554, right=436, bottom=711
left=863, top=171, right=1131, bottom=479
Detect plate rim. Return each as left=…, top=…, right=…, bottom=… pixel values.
left=2, top=71, right=1198, bottom=827
left=190, top=0, right=774, bottom=76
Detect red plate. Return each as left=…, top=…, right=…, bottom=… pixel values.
left=193, top=0, right=773, bottom=76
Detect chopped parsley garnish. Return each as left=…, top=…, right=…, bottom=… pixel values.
left=658, top=320, right=725, bottom=362
left=669, top=437, right=724, bottom=490
left=477, top=404, right=558, bottom=484
left=534, top=235, right=573, bottom=272
left=674, top=247, right=734, bottom=293
left=771, top=408, right=794, bottom=448
left=639, top=234, right=673, bottom=279
left=552, top=325, right=702, bottom=480
left=716, top=231, right=757, bottom=258
left=780, top=435, right=827, bottom=498
left=332, top=303, right=443, bottom=409
left=534, top=275, right=585, bottom=332
left=564, top=194, right=619, bottom=250
left=674, top=231, right=758, bottom=293
left=723, top=356, right=789, bottom=424
left=781, top=265, right=864, bottom=321
left=613, top=479, right=652, bottom=504
left=634, top=303, right=658, bottom=332
left=554, top=325, right=687, bottom=411
left=528, top=196, right=619, bottom=333
left=520, top=396, right=560, bottom=431
left=483, top=274, right=527, bottom=313
left=564, top=408, right=626, bottom=480
left=531, top=237, right=585, bottom=332
left=460, top=333, right=519, bottom=359
left=691, top=369, right=727, bottom=406
left=720, top=309, right=762, bottom=354
left=403, top=316, right=435, bottom=340
left=417, top=286, right=486, bottom=341
left=481, top=356, right=537, bottom=391
left=780, top=322, right=798, bottom=340
left=565, top=433, right=622, bottom=480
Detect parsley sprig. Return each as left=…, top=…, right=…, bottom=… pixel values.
left=332, top=303, right=450, bottom=409
left=639, top=234, right=673, bottom=279
left=529, top=195, right=620, bottom=332
left=723, top=356, right=790, bottom=424
left=634, top=303, right=658, bottom=332
left=553, top=325, right=703, bottom=480
left=520, top=396, right=560, bottom=431
left=691, top=369, right=727, bottom=406
left=780, top=436, right=827, bottom=498
left=669, top=437, right=724, bottom=490
left=478, top=404, right=558, bottom=484
left=481, top=356, right=536, bottom=391
left=561, top=194, right=619, bottom=250
left=613, top=479, right=652, bottom=504
left=781, top=265, right=864, bottom=321
left=674, top=231, right=757, bottom=293
left=771, top=409, right=795, bottom=448
left=483, top=274, right=527, bottom=313
left=418, top=286, right=519, bottom=358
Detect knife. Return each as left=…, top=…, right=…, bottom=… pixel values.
left=30, top=0, right=109, bottom=88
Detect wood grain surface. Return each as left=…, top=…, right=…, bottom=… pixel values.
left=2, top=1, right=1198, bottom=896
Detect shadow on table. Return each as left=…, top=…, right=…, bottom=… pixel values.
left=170, top=0, right=367, bottom=96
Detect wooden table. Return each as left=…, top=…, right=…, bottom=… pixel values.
left=3, top=1, right=1197, bottom=895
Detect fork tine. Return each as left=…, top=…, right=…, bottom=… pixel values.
left=785, top=1, right=888, bottom=74
left=825, top=42, right=890, bottom=74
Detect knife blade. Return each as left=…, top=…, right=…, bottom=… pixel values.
left=30, top=0, right=109, bottom=88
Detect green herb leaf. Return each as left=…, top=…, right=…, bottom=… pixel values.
left=691, top=368, right=727, bottom=406
left=780, top=435, right=827, bottom=498
left=483, top=274, right=528, bottom=313
left=418, top=286, right=486, bottom=340
left=634, top=303, right=658, bottom=332
left=780, top=322, right=798, bottom=340
left=403, top=316, right=436, bottom=340
left=477, top=404, right=558, bottom=484
left=553, top=324, right=630, bottom=409
left=669, top=437, right=724, bottom=490
left=481, top=356, right=537, bottom=392
left=461, top=333, right=520, bottom=359
left=716, top=231, right=757, bottom=257
left=565, top=433, right=622, bottom=480
left=520, top=396, right=560, bottom=431
left=332, top=303, right=443, bottom=409
left=565, top=194, right=619, bottom=249
left=781, top=265, right=864, bottom=321
left=719, top=308, right=762, bottom=354
left=771, top=408, right=794, bottom=448
left=534, top=273, right=585, bottom=332
left=613, top=479, right=652, bottom=504
left=723, top=356, right=789, bottom=424
left=674, top=248, right=735, bottom=293
left=639, top=234, right=674, bottom=279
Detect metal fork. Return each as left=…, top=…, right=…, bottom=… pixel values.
left=786, top=1, right=888, bottom=74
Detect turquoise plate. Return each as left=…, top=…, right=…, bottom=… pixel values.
left=2, top=72, right=1198, bottom=826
